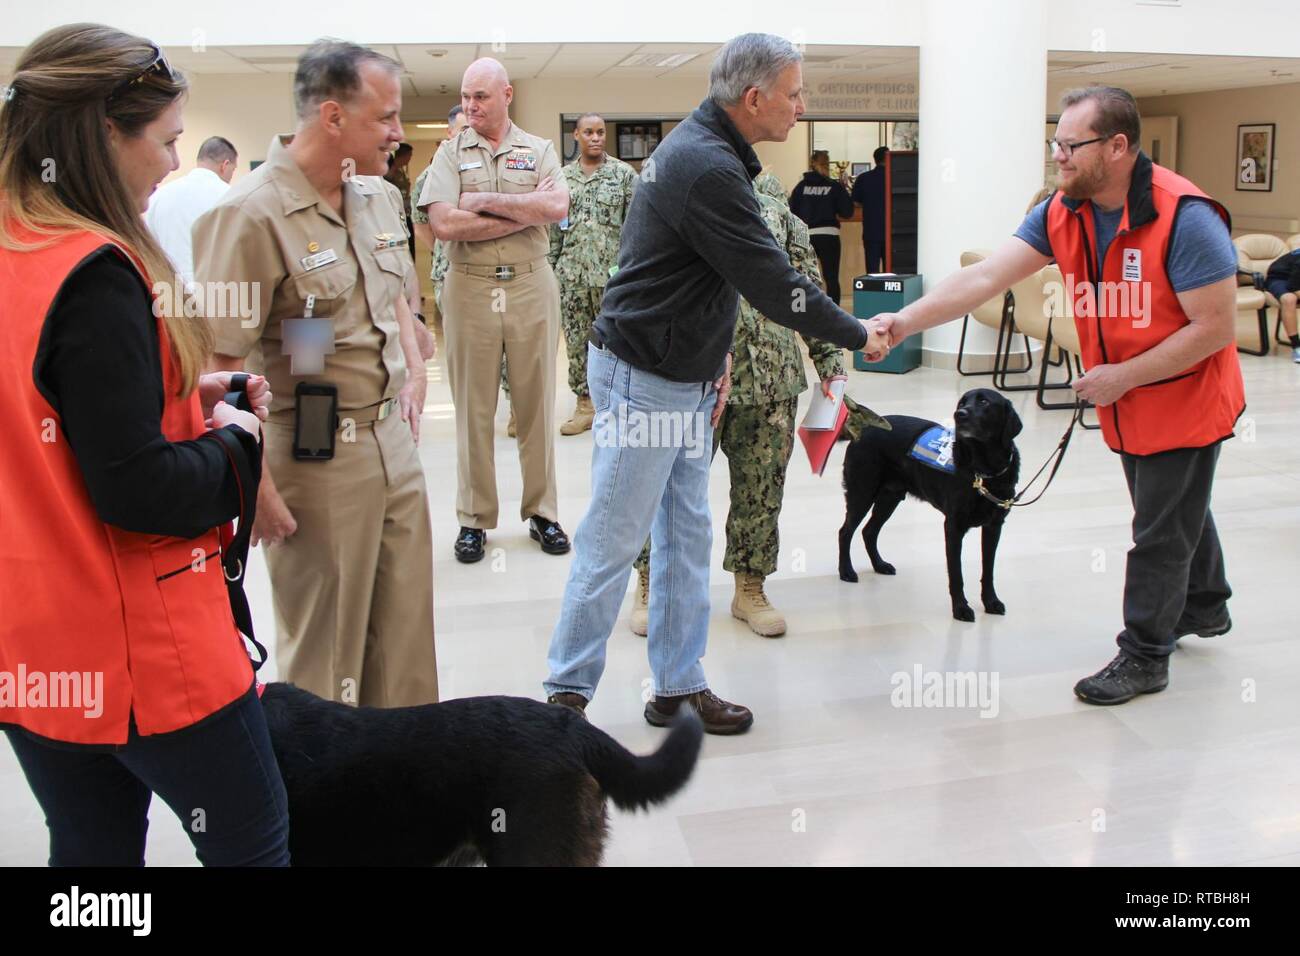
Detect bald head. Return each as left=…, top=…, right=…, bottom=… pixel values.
left=461, top=58, right=513, bottom=142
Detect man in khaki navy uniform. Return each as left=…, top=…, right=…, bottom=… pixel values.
left=417, top=57, right=571, bottom=564
left=194, top=40, right=438, bottom=707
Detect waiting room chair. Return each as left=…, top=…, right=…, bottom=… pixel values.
left=1039, top=265, right=1098, bottom=429
left=997, top=267, right=1071, bottom=393
left=1233, top=234, right=1288, bottom=355
left=955, top=249, right=1031, bottom=378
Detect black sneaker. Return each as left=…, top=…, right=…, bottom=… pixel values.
left=454, top=527, right=486, bottom=563
left=528, top=516, right=570, bottom=555
left=1174, top=613, right=1232, bottom=640
left=1074, top=651, right=1169, bottom=705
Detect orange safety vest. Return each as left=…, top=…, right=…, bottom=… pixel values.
left=0, top=227, right=253, bottom=745
left=1044, top=155, right=1245, bottom=456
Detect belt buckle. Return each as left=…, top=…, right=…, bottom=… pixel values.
left=494, top=265, right=515, bottom=281
left=377, top=398, right=394, bottom=421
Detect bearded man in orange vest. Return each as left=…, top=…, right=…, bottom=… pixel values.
left=874, top=86, right=1243, bottom=705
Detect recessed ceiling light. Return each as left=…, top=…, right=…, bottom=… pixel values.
left=416, top=123, right=449, bottom=129
left=425, top=49, right=448, bottom=58
left=616, top=52, right=699, bottom=69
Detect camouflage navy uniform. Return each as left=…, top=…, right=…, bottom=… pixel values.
left=548, top=153, right=636, bottom=397
left=635, top=179, right=844, bottom=576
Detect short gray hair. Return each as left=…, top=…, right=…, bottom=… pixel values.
left=708, top=33, right=802, bottom=107
left=294, top=39, right=401, bottom=120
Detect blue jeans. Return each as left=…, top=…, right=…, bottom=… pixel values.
left=4, top=686, right=290, bottom=866
left=545, top=342, right=718, bottom=700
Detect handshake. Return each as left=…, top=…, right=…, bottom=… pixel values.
left=859, top=314, right=901, bottom=363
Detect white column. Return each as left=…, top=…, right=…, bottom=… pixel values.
left=916, top=0, right=1048, bottom=365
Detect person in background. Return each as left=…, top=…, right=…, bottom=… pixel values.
left=144, top=134, right=236, bottom=286
left=416, top=57, right=571, bottom=564
left=1262, top=245, right=1300, bottom=362
left=385, top=141, right=414, bottom=254
left=548, top=111, right=636, bottom=436
left=852, top=145, right=889, bottom=273
left=0, top=23, right=287, bottom=865
left=789, top=149, right=853, bottom=304
left=872, top=86, right=1242, bottom=706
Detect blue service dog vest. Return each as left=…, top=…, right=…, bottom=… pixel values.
left=908, top=426, right=956, bottom=474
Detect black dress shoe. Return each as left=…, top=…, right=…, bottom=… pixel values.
left=528, top=516, right=570, bottom=555
left=454, top=526, right=485, bottom=563
left=1073, top=651, right=1169, bottom=705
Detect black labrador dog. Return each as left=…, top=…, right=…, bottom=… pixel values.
left=261, top=682, right=702, bottom=866
left=838, top=388, right=1022, bottom=622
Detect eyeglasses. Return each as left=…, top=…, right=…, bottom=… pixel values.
left=107, top=46, right=176, bottom=103
left=1047, top=135, right=1111, bottom=159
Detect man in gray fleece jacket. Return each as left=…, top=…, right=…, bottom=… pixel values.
left=543, top=33, right=892, bottom=734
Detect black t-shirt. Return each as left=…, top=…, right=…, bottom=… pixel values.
left=33, top=247, right=255, bottom=539
left=789, top=171, right=853, bottom=231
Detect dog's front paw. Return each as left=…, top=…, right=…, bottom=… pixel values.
left=983, top=596, right=1006, bottom=615
left=839, top=566, right=859, bottom=583
left=952, top=603, right=976, bottom=622
left=871, top=562, right=896, bottom=576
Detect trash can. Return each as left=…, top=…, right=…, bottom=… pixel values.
left=852, top=273, right=923, bottom=374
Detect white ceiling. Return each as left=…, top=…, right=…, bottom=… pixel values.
left=2, top=43, right=1297, bottom=99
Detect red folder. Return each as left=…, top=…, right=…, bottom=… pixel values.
left=797, top=397, right=849, bottom=476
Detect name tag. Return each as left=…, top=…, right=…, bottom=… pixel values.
left=300, top=249, right=339, bottom=271
left=505, top=152, right=537, bottom=171
left=459, top=160, right=483, bottom=171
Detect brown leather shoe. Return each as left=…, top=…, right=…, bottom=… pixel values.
left=644, top=688, right=752, bottom=735
left=547, top=692, right=588, bottom=719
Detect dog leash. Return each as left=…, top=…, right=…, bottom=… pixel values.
left=971, top=400, right=1084, bottom=511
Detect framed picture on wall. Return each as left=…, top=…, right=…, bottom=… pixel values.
left=1236, top=123, right=1275, bottom=192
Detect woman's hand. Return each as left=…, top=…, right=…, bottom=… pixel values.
left=208, top=400, right=261, bottom=442
left=199, top=372, right=272, bottom=422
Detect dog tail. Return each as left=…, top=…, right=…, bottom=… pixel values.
left=577, top=710, right=704, bottom=811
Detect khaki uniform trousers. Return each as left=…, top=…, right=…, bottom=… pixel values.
left=263, top=409, right=438, bottom=707
left=442, top=259, right=560, bottom=529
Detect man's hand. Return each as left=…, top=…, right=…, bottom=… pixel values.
left=252, top=482, right=297, bottom=548
left=821, top=373, right=847, bottom=398
left=199, top=371, right=271, bottom=422
left=459, top=191, right=487, bottom=214
left=860, top=317, right=894, bottom=362
left=1071, top=363, right=1133, bottom=406
left=712, top=352, right=732, bottom=427
left=414, top=321, right=437, bottom=362
left=399, top=365, right=427, bottom=444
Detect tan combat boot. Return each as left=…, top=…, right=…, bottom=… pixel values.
left=506, top=405, right=517, bottom=438
left=731, top=572, right=787, bottom=637
left=560, top=395, right=595, bottom=436
left=629, top=566, right=649, bottom=637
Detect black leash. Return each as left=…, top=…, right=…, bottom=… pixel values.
left=971, top=399, right=1084, bottom=511
left=209, top=373, right=269, bottom=671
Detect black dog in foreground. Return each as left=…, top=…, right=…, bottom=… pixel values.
left=838, top=388, right=1023, bottom=622
left=261, top=682, right=703, bottom=866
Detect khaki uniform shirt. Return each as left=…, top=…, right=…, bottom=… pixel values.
left=416, top=121, right=562, bottom=266
left=193, top=135, right=411, bottom=415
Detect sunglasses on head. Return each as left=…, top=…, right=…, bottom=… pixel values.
left=107, top=45, right=176, bottom=102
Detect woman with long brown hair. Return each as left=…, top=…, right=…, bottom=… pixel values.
left=0, top=23, right=289, bottom=865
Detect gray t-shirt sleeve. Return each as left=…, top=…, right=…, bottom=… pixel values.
left=1167, top=198, right=1238, bottom=292
left=1013, top=198, right=1053, bottom=257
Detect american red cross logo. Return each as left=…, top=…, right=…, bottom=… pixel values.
left=1126, top=251, right=1137, bottom=264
